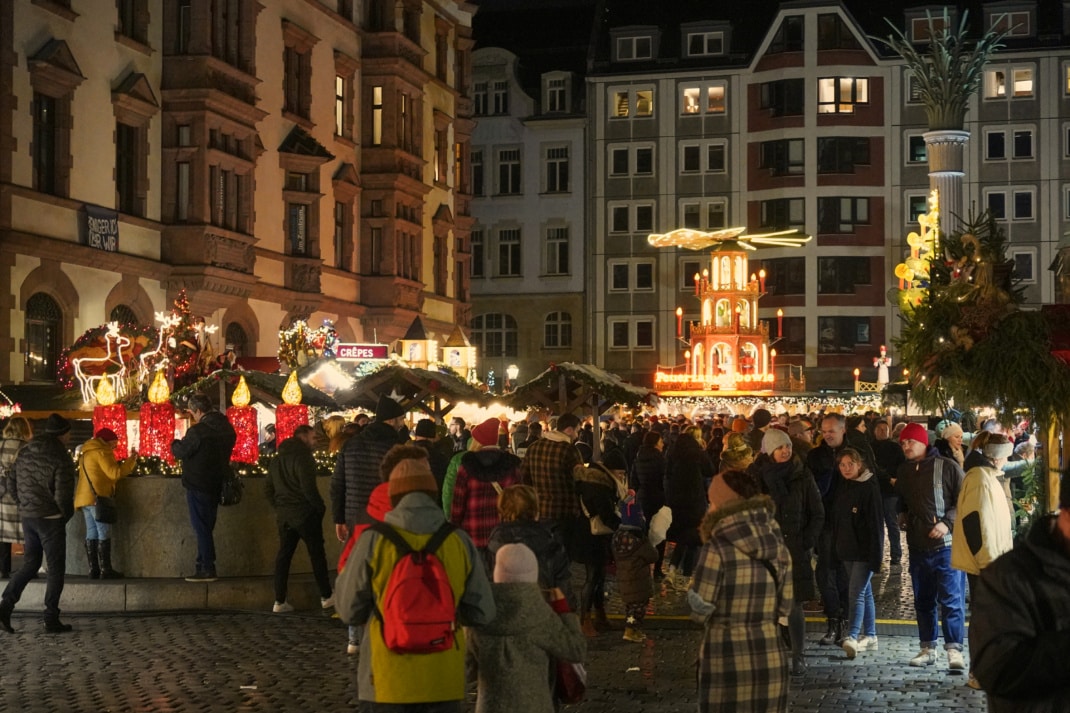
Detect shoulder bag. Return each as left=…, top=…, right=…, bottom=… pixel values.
left=81, top=459, right=118, bottom=524
left=219, top=466, right=244, bottom=506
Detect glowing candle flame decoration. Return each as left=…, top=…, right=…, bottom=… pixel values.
left=227, top=375, right=258, bottom=463
left=276, top=371, right=308, bottom=443
left=92, top=378, right=129, bottom=458
left=139, top=369, right=175, bottom=464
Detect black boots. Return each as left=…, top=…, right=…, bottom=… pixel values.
left=819, top=617, right=847, bottom=646
left=98, top=540, right=123, bottom=579
left=0, top=599, right=13, bottom=633
left=44, top=618, right=73, bottom=633
left=85, top=540, right=100, bottom=579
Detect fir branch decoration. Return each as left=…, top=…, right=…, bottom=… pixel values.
left=873, top=10, right=1011, bottom=130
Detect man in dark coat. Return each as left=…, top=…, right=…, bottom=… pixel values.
left=264, top=425, right=333, bottom=613
left=0, top=414, right=76, bottom=634
left=872, top=421, right=906, bottom=569
left=171, top=393, right=237, bottom=582
left=411, top=418, right=450, bottom=498
left=968, top=473, right=1070, bottom=712
left=330, top=394, right=407, bottom=546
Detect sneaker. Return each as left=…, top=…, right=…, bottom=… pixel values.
left=622, top=627, right=647, bottom=642
left=909, top=648, right=937, bottom=667
left=321, top=596, right=335, bottom=609
left=947, top=649, right=966, bottom=671
left=966, top=673, right=982, bottom=690
left=346, top=642, right=358, bottom=655
left=857, top=635, right=879, bottom=651
left=272, top=601, right=295, bottom=613
left=842, top=637, right=859, bottom=660
left=184, top=571, right=217, bottom=583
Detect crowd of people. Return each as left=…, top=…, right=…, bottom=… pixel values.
left=0, top=399, right=1065, bottom=713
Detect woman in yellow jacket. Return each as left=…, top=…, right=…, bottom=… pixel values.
left=76, top=429, right=136, bottom=579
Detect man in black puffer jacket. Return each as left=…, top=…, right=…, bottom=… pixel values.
left=1, top=414, right=77, bottom=634
left=330, top=394, right=407, bottom=547
left=171, top=393, right=236, bottom=583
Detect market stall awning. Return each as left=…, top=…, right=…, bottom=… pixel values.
left=332, top=363, right=490, bottom=421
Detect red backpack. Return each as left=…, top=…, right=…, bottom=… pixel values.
left=371, top=521, right=458, bottom=654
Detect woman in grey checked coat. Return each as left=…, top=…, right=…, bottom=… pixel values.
left=688, top=469, right=793, bottom=713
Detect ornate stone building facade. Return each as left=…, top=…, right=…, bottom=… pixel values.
left=0, top=0, right=474, bottom=390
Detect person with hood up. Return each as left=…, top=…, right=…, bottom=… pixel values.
left=76, top=428, right=137, bottom=579
left=450, top=417, right=522, bottom=567
left=689, top=469, right=792, bottom=713
left=832, top=448, right=884, bottom=660
left=612, top=497, right=658, bottom=642
left=471, top=543, right=586, bottom=713
left=632, top=430, right=668, bottom=578
left=665, top=426, right=715, bottom=590
left=748, top=428, right=823, bottom=677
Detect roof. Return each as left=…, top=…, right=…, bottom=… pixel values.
left=506, top=362, right=657, bottom=412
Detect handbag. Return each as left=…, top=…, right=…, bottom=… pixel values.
left=80, top=459, right=118, bottom=524
left=219, top=467, right=244, bottom=506
left=580, top=500, right=614, bottom=536
left=554, top=660, right=587, bottom=704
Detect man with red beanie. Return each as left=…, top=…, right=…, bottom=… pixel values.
left=895, top=421, right=966, bottom=671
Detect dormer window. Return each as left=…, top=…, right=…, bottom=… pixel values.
left=544, top=74, right=570, bottom=113
left=906, top=10, right=958, bottom=43
left=769, top=15, right=803, bottom=53
left=687, top=31, right=724, bottom=57
left=617, top=35, right=652, bottom=61
left=987, top=8, right=1033, bottom=38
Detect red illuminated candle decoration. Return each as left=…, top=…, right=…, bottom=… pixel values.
left=226, top=375, right=259, bottom=464
left=734, top=306, right=741, bottom=332
left=92, top=378, right=129, bottom=459
left=759, top=268, right=766, bottom=293
left=777, top=308, right=784, bottom=337
left=694, top=273, right=700, bottom=296
left=139, top=370, right=175, bottom=464
left=275, top=371, right=308, bottom=443
left=770, top=348, right=777, bottom=380
left=676, top=307, right=683, bottom=337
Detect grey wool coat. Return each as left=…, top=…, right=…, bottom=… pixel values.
left=471, top=582, right=587, bottom=713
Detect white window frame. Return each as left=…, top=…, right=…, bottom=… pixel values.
left=988, top=10, right=1032, bottom=38
left=545, top=74, right=569, bottom=113
left=608, top=201, right=655, bottom=234
left=680, top=257, right=702, bottom=291
left=616, top=35, right=653, bottom=61
left=817, top=76, right=869, bottom=114
left=544, top=144, right=570, bottom=193
left=473, top=81, right=487, bottom=115
left=686, top=31, right=724, bottom=57
left=496, top=146, right=522, bottom=195
left=906, top=133, right=927, bottom=164
left=608, top=316, right=656, bottom=350
left=1063, top=123, right=1070, bottom=157
left=680, top=81, right=727, bottom=115
left=906, top=192, right=928, bottom=224
left=680, top=140, right=727, bottom=174
left=492, top=80, right=509, bottom=114
left=544, top=224, right=570, bottom=276
left=983, top=65, right=1034, bottom=99
left=985, top=187, right=1036, bottom=221
left=496, top=226, right=522, bottom=276
left=609, top=143, right=655, bottom=177
left=609, top=86, right=655, bottom=119
left=1010, top=248, right=1036, bottom=283
left=1064, top=184, right=1070, bottom=219
left=985, top=127, right=1034, bottom=161
left=608, top=259, right=655, bottom=293
left=680, top=198, right=728, bottom=230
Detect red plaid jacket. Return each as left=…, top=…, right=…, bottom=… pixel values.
left=520, top=432, right=583, bottom=522
left=449, top=449, right=522, bottom=548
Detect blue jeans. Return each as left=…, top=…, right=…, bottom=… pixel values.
left=846, top=561, right=876, bottom=639
left=881, top=496, right=902, bottom=561
left=908, top=545, right=965, bottom=649
left=186, top=488, right=219, bottom=574
left=83, top=506, right=112, bottom=540
left=2, top=517, right=67, bottom=620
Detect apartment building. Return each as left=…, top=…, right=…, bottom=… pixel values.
left=583, top=0, right=1069, bottom=390
left=0, top=0, right=475, bottom=391
left=467, top=0, right=595, bottom=389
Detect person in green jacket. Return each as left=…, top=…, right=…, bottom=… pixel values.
left=264, top=425, right=333, bottom=613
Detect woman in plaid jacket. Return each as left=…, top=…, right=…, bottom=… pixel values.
left=689, top=469, right=793, bottom=713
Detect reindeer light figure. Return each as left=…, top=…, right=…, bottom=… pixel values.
left=138, top=312, right=180, bottom=384
left=72, top=322, right=128, bottom=404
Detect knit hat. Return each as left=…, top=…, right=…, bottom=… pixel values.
left=94, top=428, right=119, bottom=443
left=982, top=434, right=1014, bottom=461
left=471, top=417, right=501, bottom=447
left=375, top=394, right=406, bottom=422
left=387, top=457, right=438, bottom=501
left=414, top=419, right=438, bottom=438
left=761, top=428, right=792, bottom=455
left=493, top=543, right=539, bottom=584
left=899, top=422, right=929, bottom=446
left=940, top=422, right=964, bottom=440
left=42, top=414, right=70, bottom=436
left=707, top=472, right=743, bottom=510
left=731, top=416, right=749, bottom=433
left=619, top=493, right=646, bottom=529
left=752, top=408, right=773, bottom=429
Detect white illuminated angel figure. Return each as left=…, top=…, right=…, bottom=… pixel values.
left=873, top=345, right=892, bottom=387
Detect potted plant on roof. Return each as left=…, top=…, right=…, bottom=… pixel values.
left=875, top=9, right=1010, bottom=233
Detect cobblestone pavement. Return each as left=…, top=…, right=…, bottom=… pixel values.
left=0, top=608, right=986, bottom=713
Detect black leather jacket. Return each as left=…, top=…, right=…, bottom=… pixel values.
left=11, top=435, right=76, bottom=520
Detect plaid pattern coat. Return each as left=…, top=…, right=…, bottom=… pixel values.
left=690, top=496, right=793, bottom=713
left=520, top=431, right=583, bottom=522
left=0, top=436, right=26, bottom=543
left=450, top=448, right=521, bottom=548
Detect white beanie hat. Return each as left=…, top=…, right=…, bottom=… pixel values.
left=761, top=428, right=792, bottom=455
left=940, top=422, right=964, bottom=439
left=493, top=543, right=539, bottom=584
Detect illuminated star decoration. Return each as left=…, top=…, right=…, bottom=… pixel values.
left=646, top=226, right=812, bottom=251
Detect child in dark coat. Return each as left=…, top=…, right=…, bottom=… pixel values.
left=612, top=493, right=658, bottom=642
